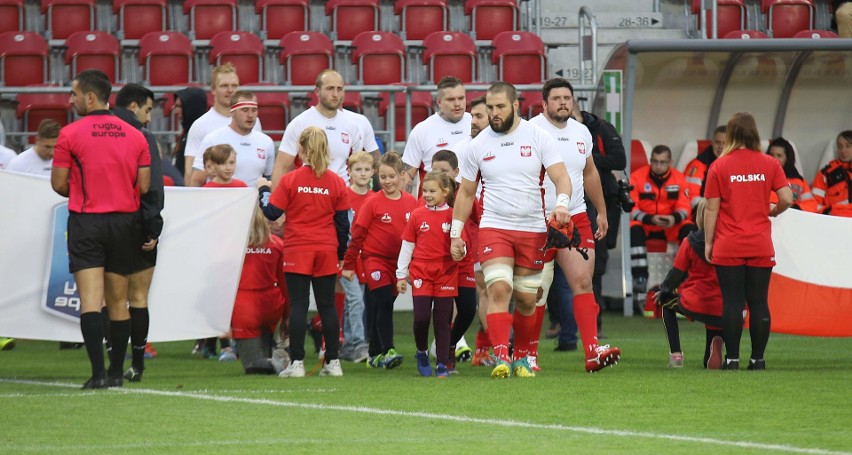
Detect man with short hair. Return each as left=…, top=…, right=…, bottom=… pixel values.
left=113, top=83, right=165, bottom=382
left=450, top=81, right=574, bottom=379
left=51, top=69, right=151, bottom=389
left=184, top=63, right=262, bottom=184
left=191, top=91, right=275, bottom=188
left=7, top=119, right=61, bottom=175
left=685, top=125, right=726, bottom=214
left=629, top=145, right=696, bottom=295
left=402, top=76, right=471, bottom=192
left=530, top=77, right=621, bottom=373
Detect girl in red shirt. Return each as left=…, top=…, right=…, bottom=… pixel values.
left=655, top=199, right=725, bottom=369
left=396, top=172, right=459, bottom=377
left=232, top=208, right=288, bottom=374
left=258, top=126, right=351, bottom=378
left=704, top=113, right=793, bottom=371
left=342, top=152, right=417, bottom=369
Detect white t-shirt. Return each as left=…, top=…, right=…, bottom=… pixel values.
left=342, top=109, right=380, bottom=154
left=184, top=107, right=263, bottom=159
left=403, top=112, right=471, bottom=174
left=194, top=126, right=276, bottom=187
left=6, top=147, right=51, bottom=176
left=460, top=119, right=566, bottom=232
left=278, top=107, right=367, bottom=184
left=0, top=145, right=17, bottom=170
left=529, top=114, right=593, bottom=215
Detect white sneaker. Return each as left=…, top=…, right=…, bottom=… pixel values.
left=218, top=348, right=237, bottom=362
left=271, top=348, right=290, bottom=374
left=320, top=359, right=343, bottom=377
left=279, top=360, right=305, bottom=378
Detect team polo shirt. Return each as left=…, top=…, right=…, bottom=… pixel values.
left=530, top=114, right=593, bottom=216
left=704, top=148, right=787, bottom=259
left=402, top=204, right=454, bottom=262
left=6, top=147, right=52, bottom=176
left=344, top=191, right=417, bottom=269
left=194, top=126, right=275, bottom=187
left=0, top=145, right=16, bottom=169
left=270, top=165, right=350, bottom=252
left=459, top=119, right=565, bottom=232
left=239, top=235, right=285, bottom=290
left=402, top=112, right=472, bottom=174
left=202, top=179, right=247, bottom=188
left=53, top=112, right=150, bottom=213
left=184, top=108, right=263, bottom=159
left=279, top=107, right=365, bottom=183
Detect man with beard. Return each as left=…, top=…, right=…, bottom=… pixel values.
left=529, top=78, right=621, bottom=373
left=450, top=81, right=574, bottom=379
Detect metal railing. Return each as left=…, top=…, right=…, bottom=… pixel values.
left=578, top=6, right=599, bottom=87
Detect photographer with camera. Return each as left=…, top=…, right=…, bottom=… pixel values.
left=629, top=145, right=697, bottom=296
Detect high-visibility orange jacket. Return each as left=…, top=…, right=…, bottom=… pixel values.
left=629, top=166, right=691, bottom=228
left=769, top=175, right=818, bottom=212
left=812, top=159, right=852, bottom=217
left=684, top=146, right=716, bottom=213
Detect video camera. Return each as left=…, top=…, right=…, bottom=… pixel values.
left=617, top=178, right=635, bottom=213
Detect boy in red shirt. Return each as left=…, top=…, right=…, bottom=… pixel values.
left=202, top=144, right=247, bottom=188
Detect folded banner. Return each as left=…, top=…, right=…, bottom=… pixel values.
left=769, top=209, right=852, bottom=337
left=0, top=171, right=256, bottom=342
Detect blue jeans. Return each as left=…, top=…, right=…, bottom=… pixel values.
left=340, top=275, right=366, bottom=348
left=553, top=262, right=578, bottom=345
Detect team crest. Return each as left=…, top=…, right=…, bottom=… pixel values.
left=371, top=271, right=382, bottom=281
left=405, top=212, right=410, bottom=222
left=413, top=279, right=423, bottom=289
left=520, top=146, right=532, bottom=157
left=419, top=222, right=430, bottom=232
left=341, top=133, right=350, bottom=144
left=577, top=142, right=586, bottom=154
left=257, top=148, right=266, bottom=159
left=483, top=246, right=493, bottom=255
left=483, top=151, right=495, bottom=162
left=441, top=222, right=450, bottom=233
left=381, top=213, right=392, bottom=223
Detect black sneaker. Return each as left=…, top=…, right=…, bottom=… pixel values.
left=124, top=366, right=143, bottom=382
left=747, top=359, right=766, bottom=370
left=554, top=341, right=577, bottom=352
left=722, top=359, right=740, bottom=370
left=107, top=375, right=123, bottom=387
left=81, top=375, right=108, bottom=390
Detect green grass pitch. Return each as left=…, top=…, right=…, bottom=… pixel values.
left=2, top=312, right=850, bottom=454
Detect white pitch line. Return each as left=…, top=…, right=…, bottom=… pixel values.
left=2, top=378, right=849, bottom=455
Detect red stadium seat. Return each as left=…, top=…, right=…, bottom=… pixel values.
left=113, top=0, right=167, bottom=40
left=326, top=0, right=379, bottom=41
left=138, top=31, right=193, bottom=85
left=379, top=88, right=432, bottom=142
left=0, top=1, right=25, bottom=34
left=491, top=31, right=546, bottom=84
left=41, top=0, right=96, bottom=40
left=0, top=31, right=48, bottom=86
left=465, top=89, right=485, bottom=109
left=16, top=92, right=71, bottom=143
left=762, top=0, right=814, bottom=38
left=209, top=31, right=264, bottom=84
left=722, top=29, right=770, bottom=38
left=256, top=0, right=309, bottom=40
left=630, top=139, right=651, bottom=171
left=792, top=29, right=839, bottom=38
left=423, top=31, right=476, bottom=83
left=691, top=0, right=746, bottom=39
left=279, top=31, right=333, bottom=86
left=184, top=0, right=237, bottom=40
left=351, top=31, right=405, bottom=85
left=65, top=31, right=120, bottom=83
left=518, top=90, right=543, bottom=120
left=395, top=0, right=448, bottom=40
left=245, top=85, right=290, bottom=141
left=465, top=0, right=517, bottom=40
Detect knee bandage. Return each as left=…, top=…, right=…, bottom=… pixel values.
left=514, top=272, right=543, bottom=295
left=536, top=260, right=555, bottom=306
left=482, top=263, right=514, bottom=289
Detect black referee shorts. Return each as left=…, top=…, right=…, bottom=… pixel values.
left=67, top=212, right=143, bottom=275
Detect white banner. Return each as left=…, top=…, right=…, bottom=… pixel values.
left=0, top=171, right=256, bottom=342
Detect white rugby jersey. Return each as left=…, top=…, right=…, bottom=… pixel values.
left=459, top=119, right=566, bottom=232
left=185, top=107, right=262, bottom=159
left=279, top=107, right=367, bottom=183
left=195, top=126, right=275, bottom=187
left=529, top=114, right=593, bottom=215
left=403, top=112, right=471, bottom=174
left=6, top=147, right=51, bottom=176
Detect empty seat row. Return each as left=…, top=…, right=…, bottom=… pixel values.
left=0, top=0, right=519, bottom=41
left=0, top=29, right=548, bottom=87
left=691, top=0, right=820, bottom=39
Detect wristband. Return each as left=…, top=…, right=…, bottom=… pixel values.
left=450, top=219, right=465, bottom=239
left=556, top=193, right=572, bottom=209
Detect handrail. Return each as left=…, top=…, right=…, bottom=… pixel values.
left=578, top=6, right=598, bottom=86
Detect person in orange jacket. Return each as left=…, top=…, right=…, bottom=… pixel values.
left=812, top=130, right=852, bottom=218
left=684, top=126, right=726, bottom=217
left=766, top=137, right=818, bottom=213
left=629, top=145, right=697, bottom=293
